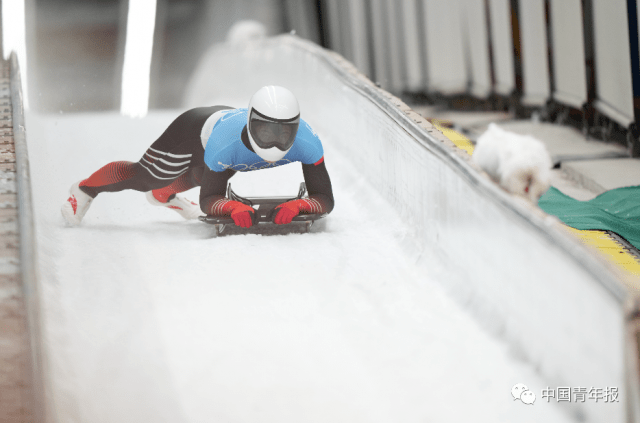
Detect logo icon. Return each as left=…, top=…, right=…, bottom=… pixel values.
left=521, top=390, right=536, bottom=405
left=512, top=383, right=536, bottom=405
left=68, top=195, right=78, bottom=214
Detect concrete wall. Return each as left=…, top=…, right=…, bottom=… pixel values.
left=549, top=0, right=587, bottom=110
left=184, top=35, right=631, bottom=423
left=591, top=0, right=635, bottom=127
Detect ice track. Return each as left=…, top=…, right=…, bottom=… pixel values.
left=25, top=110, right=576, bottom=423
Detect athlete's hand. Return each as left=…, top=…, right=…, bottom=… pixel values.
left=274, top=198, right=325, bottom=224
left=228, top=201, right=255, bottom=228
left=273, top=200, right=302, bottom=225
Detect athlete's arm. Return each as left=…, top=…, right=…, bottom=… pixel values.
left=273, top=158, right=334, bottom=225
left=200, top=168, right=233, bottom=211
left=196, top=168, right=249, bottom=224
left=301, top=158, right=334, bottom=213
left=199, top=167, right=255, bottom=227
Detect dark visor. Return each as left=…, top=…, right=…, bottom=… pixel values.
left=249, top=108, right=300, bottom=151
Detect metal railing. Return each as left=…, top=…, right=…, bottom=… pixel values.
left=10, top=51, right=47, bottom=423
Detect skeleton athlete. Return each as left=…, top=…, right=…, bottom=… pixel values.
left=61, top=86, right=334, bottom=227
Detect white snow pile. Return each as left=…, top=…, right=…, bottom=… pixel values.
left=472, top=123, right=552, bottom=203
left=226, top=20, right=268, bottom=44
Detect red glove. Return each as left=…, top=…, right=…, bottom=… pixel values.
left=208, top=199, right=254, bottom=228
left=273, top=198, right=324, bottom=225
left=230, top=202, right=254, bottom=228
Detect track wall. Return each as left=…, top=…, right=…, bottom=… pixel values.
left=185, top=35, right=632, bottom=423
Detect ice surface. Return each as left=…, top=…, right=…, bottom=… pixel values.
left=27, top=110, right=575, bottom=422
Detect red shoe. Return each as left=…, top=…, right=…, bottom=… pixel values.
left=61, top=182, right=94, bottom=226
left=145, top=191, right=204, bottom=220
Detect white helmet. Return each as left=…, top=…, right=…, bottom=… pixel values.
left=247, top=86, right=300, bottom=162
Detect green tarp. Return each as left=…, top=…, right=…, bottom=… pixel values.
left=538, top=186, right=640, bottom=250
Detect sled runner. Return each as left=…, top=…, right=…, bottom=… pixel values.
left=199, top=182, right=327, bottom=237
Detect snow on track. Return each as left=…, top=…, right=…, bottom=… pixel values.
left=28, top=111, right=572, bottom=422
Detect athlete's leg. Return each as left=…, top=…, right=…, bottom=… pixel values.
left=150, top=166, right=203, bottom=203
left=62, top=161, right=170, bottom=226
left=62, top=106, right=226, bottom=225
left=75, top=106, right=226, bottom=199
left=77, top=161, right=165, bottom=198
left=145, top=167, right=205, bottom=220
left=61, top=149, right=185, bottom=226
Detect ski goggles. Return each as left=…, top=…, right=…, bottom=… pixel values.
left=248, top=108, right=300, bottom=151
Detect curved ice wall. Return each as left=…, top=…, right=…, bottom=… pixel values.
left=184, top=35, right=632, bottom=423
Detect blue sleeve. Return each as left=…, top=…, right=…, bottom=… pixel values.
left=204, top=145, right=232, bottom=172
left=292, top=121, right=324, bottom=165
left=203, top=108, right=247, bottom=172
